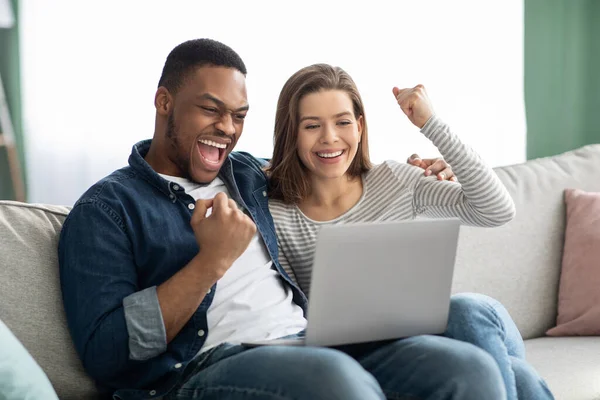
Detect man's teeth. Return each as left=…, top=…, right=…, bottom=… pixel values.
left=317, top=150, right=343, bottom=158
left=198, top=139, right=227, bottom=149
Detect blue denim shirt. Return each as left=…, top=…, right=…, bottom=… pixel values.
left=58, top=140, right=308, bottom=399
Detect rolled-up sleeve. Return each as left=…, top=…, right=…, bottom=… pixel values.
left=58, top=200, right=167, bottom=385
left=123, top=286, right=167, bottom=360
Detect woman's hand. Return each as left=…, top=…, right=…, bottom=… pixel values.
left=393, top=85, right=434, bottom=129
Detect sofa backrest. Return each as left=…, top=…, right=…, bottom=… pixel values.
left=0, top=202, right=100, bottom=399
left=452, top=144, right=600, bottom=339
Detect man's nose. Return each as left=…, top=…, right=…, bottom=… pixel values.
left=216, top=113, right=236, bottom=136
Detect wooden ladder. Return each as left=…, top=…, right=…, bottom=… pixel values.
left=0, top=71, right=25, bottom=202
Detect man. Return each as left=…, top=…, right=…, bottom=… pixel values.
left=59, top=39, right=505, bottom=400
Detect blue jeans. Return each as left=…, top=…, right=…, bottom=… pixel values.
left=165, top=294, right=553, bottom=400
left=445, top=293, right=554, bottom=400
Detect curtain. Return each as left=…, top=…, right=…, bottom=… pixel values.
left=0, top=0, right=24, bottom=200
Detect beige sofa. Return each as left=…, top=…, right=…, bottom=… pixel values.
left=1, top=145, right=600, bottom=400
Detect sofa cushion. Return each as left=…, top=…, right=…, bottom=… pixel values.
left=452, top=144, right=600, bottom=339
left=0, top=201, right=99, bottom=399
left=547, top=189, right=600, bottom=336
left=525, top=337, right=600, bottom=400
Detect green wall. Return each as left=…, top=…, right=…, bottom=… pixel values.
left=0, top=0, right=24, bottom=200
left=525, top=0, right=600, bottom=159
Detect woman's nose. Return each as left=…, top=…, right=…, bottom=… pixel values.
left=319, top=123, right=338, bottom=144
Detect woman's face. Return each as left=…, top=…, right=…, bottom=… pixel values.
left=296, top=90, right=363, bottom=181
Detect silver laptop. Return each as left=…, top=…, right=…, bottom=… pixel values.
left=243, top=218, right=461, bottom=347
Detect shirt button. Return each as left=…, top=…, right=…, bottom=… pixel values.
left=198, top=329, right=205, bottom=337
left=207, top=288, right=211, bottom=294
left=169, top=194, right=175, bottom=200
left=173, top=184, right=180, bottom=191
left=188, top=203, right=195, bottom=210
left=262, top=191, right=267, bottom=197
left=174, top=363, right=182, bottom=369
left=149, top=390, right=157, bottom=396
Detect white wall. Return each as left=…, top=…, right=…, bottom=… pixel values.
left=20, top=0, right=525, bottom=205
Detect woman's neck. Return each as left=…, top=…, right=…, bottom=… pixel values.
left=299, top=174, right=364, bottom=221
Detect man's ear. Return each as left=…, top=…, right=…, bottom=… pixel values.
left=155, top=87, right=172, bottom=116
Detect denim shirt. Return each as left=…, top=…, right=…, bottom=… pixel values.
left=58, top=140, right=308, bottom=399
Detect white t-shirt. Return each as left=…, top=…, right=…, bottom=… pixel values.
left=159, top=174, right=306, bottom=352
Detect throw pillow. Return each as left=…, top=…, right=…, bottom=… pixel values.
left=0, top=319, right=59, bottom=399
left=547, top=189, right=600, bottom=336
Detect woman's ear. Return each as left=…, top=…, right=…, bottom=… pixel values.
left=357, top=115, right=364, bottom=143
left=155, top=87, right=173, bottom=116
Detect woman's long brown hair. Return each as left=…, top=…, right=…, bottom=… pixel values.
left=266, top=64, right=372, bottom=204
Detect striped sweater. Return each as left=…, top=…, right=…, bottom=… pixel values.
left=268, top=115, right=516, bottom=295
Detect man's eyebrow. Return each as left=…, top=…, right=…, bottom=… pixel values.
left=299, top=111, right=352, bottom=123
left=198, top=93, right=249, bottom=112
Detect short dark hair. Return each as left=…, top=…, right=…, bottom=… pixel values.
left=158, top=38, right=247, bottom=94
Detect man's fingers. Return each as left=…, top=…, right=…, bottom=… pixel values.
left=425, top=159, right=449, bottom=174
left=228, top=199, right=238, bottom=210
left=212, top=192, right=229, bottom=212
left=436, top=167, right=455, bottom=181
left=407, top=153, right=422, bottom=166
left=192, top=198, right=214, bottom=224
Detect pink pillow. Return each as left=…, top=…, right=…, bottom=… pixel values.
left=547, top=189, right=600, bottom=336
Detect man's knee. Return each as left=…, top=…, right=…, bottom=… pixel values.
left=443, top=341, right=506, bottom=399
left=259, top=347, right=383, bottom=400
left=390, top=336, right=506, bottom=399
left=453, top=343, right=503, bottom=378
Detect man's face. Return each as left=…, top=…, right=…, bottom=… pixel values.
left=165, top=66, right=248, bottom=183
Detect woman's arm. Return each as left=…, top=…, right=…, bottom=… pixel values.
left=393, top=85, right=515, bottom=227
left=412, top=115, right=515, bottom=226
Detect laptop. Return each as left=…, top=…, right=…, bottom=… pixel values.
left=242, top=218, right=461, bottom=348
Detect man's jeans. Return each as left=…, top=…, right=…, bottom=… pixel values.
left=165, top=294, right=554, bottom=400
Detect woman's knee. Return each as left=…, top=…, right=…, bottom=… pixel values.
left=450, top=292, right=502, bottom=317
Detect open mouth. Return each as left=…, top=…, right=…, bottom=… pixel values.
left=197, top=138, right=228, bottom=168
left=316, top=150, right=345, bottom=159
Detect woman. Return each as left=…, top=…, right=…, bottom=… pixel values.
left=267, top=64, right=553, bottom=400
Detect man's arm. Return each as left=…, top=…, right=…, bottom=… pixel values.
left=156, top=253, right=220, bottom=343
left=59, top=201, right=147, bottom=383
left=156, top=194, right=256, bottom=342
left=59, top=194, right=256, bottom=385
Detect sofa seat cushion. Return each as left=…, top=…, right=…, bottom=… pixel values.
left=525, top=337, right=600, bottom=400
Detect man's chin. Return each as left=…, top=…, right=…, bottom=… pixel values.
left=190, top=153, right=227, bottom=183
left=190, top=169, right=220, bottom=184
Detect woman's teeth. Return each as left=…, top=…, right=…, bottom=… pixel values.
left=198, top=139, right=227, bottom=149
left=317, top=150, right=343, bottom=158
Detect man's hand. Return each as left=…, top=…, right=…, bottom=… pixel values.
left=191, top=192, right=257, bottom=279
left=393, top=85, right=434, bottom=129
left=407, top=154, right=457, bottom=182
